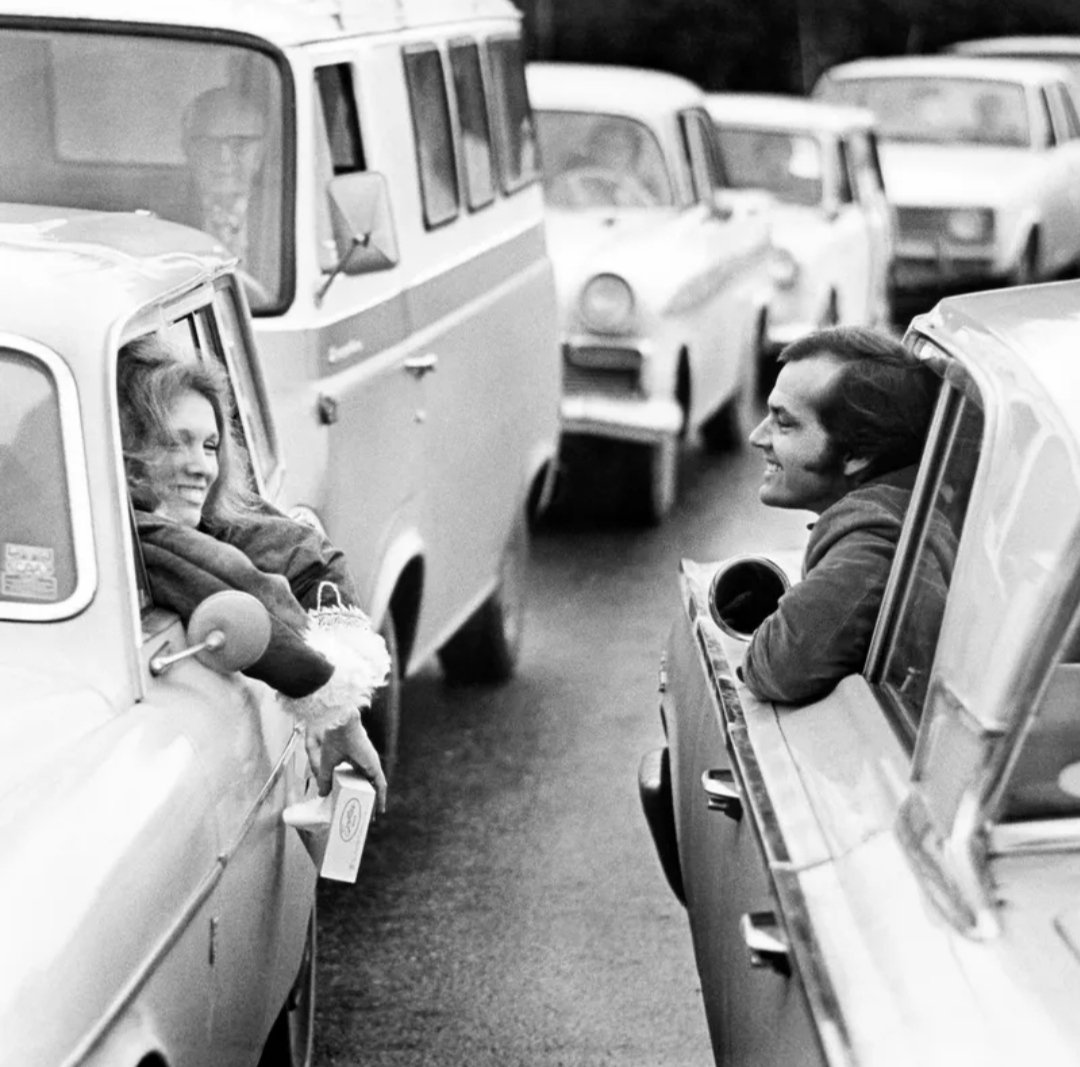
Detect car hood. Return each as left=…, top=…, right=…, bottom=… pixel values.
left=878, top=142, right=1039, bottom=207
left=544, top=206, right=686, bottom=295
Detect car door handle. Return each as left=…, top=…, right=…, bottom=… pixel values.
left=740, top=911, right=790, bottom=977
left=701, top=768, right=742, bottom=820
left=404, top=353, right=438, bottom=378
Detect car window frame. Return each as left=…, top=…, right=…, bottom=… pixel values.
left=863, top=346, right=982, bottom=752
left=677, top=107, right=723, bottom=204
left=0, top=334, right=96, bottom=621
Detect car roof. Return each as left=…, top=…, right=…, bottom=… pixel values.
left=947, top=36, right=1080, bottom=59
left=0, top=0, right=518, bottom=44
left=527, top=61, right=706, bottom=119
left=820, top=53, right=1070, bottom=87
left=704, top=92, right=876, bottom=133
left=0, top=203, right=228, bottom=355
left=917, top=281, right=1080, bottom=436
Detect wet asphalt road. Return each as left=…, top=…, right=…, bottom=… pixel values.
left=312, top=429, right=812, bottom=1067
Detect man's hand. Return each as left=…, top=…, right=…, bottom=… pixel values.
left=304, top=711, right=387, bottom=814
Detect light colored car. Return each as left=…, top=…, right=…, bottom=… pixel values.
left=640, top=278, right=1080, bottom=1065
left=814, top=55, right=1080, bottom=302
left=528, top=61, right=773, bottom=524
left=0, top=205, right=320, bottom=1065
left=0, top=0, right=563, bottom=770
left=705, top=93, right=894, bottom=352
left=947, top=36, right=1080, bottom=96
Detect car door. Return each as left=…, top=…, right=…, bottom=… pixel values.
left=846, top=129, right=893, bottom=326
left=826, top=134, right=874, bottom=326
left=675, top=107, right=765, bottom=426
left=152, top=302, right=316, bottom=1061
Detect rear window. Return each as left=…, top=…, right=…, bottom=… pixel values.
left=0, top=348, right=80, bottom=612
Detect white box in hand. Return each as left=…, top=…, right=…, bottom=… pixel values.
left=321, top=767, right=376, bottom=883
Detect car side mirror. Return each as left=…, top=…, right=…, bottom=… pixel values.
left=149, top=590, right=272, bottom=676
left=708, top=556, right=790, bottom=639
left=316, top=172, right=400, bottom=304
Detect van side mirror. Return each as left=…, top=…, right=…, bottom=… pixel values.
left=316, top=172, right=400, bottom=304
left=708, top=556, right=790, bottom=639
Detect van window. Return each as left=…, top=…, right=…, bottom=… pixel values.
left=316, top=64, right=366, bottom=174
left=404, top=45, right=460, bottom=229
left=449, top=40, right=496, bottom=210
left=0, top=28, right=288, bottom=313
left=487, top=36, right=539, bottom=194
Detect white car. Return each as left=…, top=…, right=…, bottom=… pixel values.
left=528, top=62, right=773, bottom=524
left=706, top=93, right=894, bottom=353
left=947, top=36, right=1080, bottom=96
left=814, top=55, right=1080, bottom=304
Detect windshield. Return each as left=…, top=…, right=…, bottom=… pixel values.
left=819, top=76, right=1030, bottom=147
left=714, top=128, right=823, bottom=206
left=0, top=349, right=77, bottom=610
left=535, top=111, right=674, bottom=209
left=0, top=27, right=286, bottom=311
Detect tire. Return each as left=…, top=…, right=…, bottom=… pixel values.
left=365, top=610, right=401, bottom=782
left=624, top=436, right=678, bottom=526
left=438, top=510, right=528, bottom=683
left=258, top=906, right=315, bottom=1067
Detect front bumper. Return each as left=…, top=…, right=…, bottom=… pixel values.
left=561, top=393, right=683, bottom=445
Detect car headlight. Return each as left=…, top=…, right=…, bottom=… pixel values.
left=945, top=209, right=993, bottom=243
left=580, top=273, right=635, bottom=334
left=769, top=247, right=800, bottom=289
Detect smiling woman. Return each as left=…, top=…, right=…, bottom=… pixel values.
left=117, top=335, right=390, bottom=810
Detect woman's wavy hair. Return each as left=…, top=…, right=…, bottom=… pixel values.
left=117, top=335, right=256, bottom=524
left=779, top=326, right=940, bottom=482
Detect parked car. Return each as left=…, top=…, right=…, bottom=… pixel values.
left=0, top=0, right=562, bottom=770
left=814, top=56, right=1080, bottom=309
left=640, top=278, right=1080, bottom=1065
left=528, top=61, right=773, bottom=524
left=947, top=36, right=1080, bottom=96
left=0, top=204, right=320, bottom=1064
left=705, top=93, right=894, bottom=354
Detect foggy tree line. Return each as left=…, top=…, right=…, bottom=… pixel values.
left=519, top=0, right=1080, bottom=93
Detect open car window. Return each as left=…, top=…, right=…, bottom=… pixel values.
left=865, top=344, right=984, bottom=747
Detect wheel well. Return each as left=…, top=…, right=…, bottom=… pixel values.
left=137, top=1056, right=167, bottom=1067
left=675, top=349, right=691, bottom=438
left=389, top=557, right=423, bottom=673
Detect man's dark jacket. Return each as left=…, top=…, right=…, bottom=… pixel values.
left=741, top=466, right=956, bottom=705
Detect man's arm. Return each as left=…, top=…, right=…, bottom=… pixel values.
left=741, top=526, right=898, bottom=704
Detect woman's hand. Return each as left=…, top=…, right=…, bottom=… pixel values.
left=305, top=711, right=388, bottom=814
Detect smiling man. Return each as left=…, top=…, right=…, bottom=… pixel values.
left=740, top=325, right=949, bottom=704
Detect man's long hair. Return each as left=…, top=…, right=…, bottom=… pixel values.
left=779, top=326, right=939, bottom=481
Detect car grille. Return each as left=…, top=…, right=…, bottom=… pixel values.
left=896, top=207, right=946, bottom=243
left=562, top=345, right=642, bottom=398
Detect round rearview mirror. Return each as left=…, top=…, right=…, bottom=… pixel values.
left=188, top=590, right=272, bottom=674
left=708, top=556, right=790, bottom=639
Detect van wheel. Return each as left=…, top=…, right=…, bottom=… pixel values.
left=258, top=907, right=315, bottom=1067
left=438, top=511, right=528, bottom=684
left=625, top=436, right=678, bottom=525
left=365, top=611, right=401, bottom=781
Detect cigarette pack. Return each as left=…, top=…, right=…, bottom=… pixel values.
left=281, top=766, right=376, bottom=883
left=320, top=767, right=376, bottom=883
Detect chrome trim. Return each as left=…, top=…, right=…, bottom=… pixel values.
left=0, top=334, right=97, bottom=621
left=62, top=725, right=305, bottom=1067
left=989, top=817, right=1080, bottom=855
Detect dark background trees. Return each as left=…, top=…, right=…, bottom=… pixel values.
left=519, top=0, right=1080, bottom=93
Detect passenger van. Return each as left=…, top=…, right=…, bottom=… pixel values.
left=0, top=0, right=563, bottom=765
